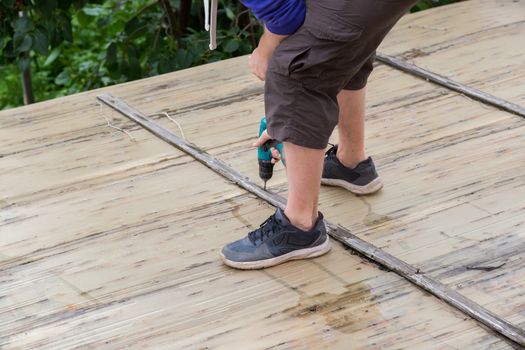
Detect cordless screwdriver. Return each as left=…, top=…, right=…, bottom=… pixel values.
left=257, top=117, right=284, bottom=190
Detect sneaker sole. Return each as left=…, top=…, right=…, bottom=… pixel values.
left=220, top=237, right=332, bottom=270
left=321, top=177, right=383, bottom=195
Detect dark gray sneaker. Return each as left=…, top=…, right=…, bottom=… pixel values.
left=221, top=208, right=331, bottom=270
left=321, top=145, right=383, bottom=194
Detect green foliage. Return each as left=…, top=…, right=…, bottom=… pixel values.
left=410, top=0, right=458, bottom=12
left=1, top=0, right=456, bottom=110
left=0, top=0, right=261, bottom=109
left=1, top=0, right=92, bottom=71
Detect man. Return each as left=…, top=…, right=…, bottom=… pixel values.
left=220, top=0, right=417, bottom=269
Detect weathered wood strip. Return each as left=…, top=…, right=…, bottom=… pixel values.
left=97, top=93, right=525, bottom=348
left=376, top=53, right=525, bottom=119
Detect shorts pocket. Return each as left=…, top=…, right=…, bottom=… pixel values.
left=267, top=4, right=365, bottom=90
left=268, top=29, right=316, bottom=79
left=294, top=14, right=363, bottom=88
left=287, top=46, right=312, bottom=75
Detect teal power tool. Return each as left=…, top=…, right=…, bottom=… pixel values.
left=258, top=117, right=284, bottom=190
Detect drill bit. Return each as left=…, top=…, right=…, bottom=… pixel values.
left=263, top=180, right=267, bottom=191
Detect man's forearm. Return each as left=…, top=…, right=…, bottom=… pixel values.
left=258, top=26, right=288, bottom=57
left=248, top=26, right=289, bottom=80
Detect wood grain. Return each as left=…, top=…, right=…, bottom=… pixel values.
left=2, top=1, right=525, bottom=348
left=1, top=102, right=510, bottom=348
left=181, top=63, right=525, bottom=337
left=89, top=57, right=525, bottom=341
left=98, top=94, right=525, bottom=348
left=1, top=193, right=511, bottom=349
left=376, top=53, right=525, bottom=118
left=379, top=0, right=525, bottom=106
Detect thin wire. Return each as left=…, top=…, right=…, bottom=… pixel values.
left=97, top=103, right=136, bottom=142
left=163, top=112, right=186, bottom=139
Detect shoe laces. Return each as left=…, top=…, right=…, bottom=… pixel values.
left=248, top=214, right=280, bottom=244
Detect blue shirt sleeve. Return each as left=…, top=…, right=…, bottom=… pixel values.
left=240, top=0, right=306, bottom=35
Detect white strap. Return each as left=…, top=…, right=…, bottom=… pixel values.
left=204, top=0, right=218, bottom=50
left=209, top=0, right=218, bottom=50
left=204, top=0, right=210, bottom=31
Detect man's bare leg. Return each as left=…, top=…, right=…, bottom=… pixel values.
left=283, top=142, right=325, bottom=230
left=321, top=86, right=382, bottom=194
left=336, top=87, right=367, bottom=168
left=221, top=141, right=331, bottom=269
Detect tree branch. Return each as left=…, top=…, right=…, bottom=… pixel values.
left=178, top=0, right=191, bottom=34
left=158, top=0, right=179, bottom=38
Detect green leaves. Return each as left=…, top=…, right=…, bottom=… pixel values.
left=76, top=9, right=95, bottom=27
left=106, top=42, right=117, bottom=65
left=225, top=7, right=235, bottom=21
left=44, top=47, right=61, bottom=66
left=107, top=20, right=125, bottom=36
left=13, top=16, right=33, bottom=35
left=32, top=27, right=49, bottom=55
left=55, top=68, right=71, bottom=85
left=11, top=15, right=34, bottom=57
left=17, top=55, right=30, bottom=71
left=410, top=0, right=456, bottom=13
left=82, top=6, right=104, bottom=17
left=2, top=0, right=259, bottom=87
left=125, top=44, right=141, bottom=79
left=0, top=0, right=461, bottom=110
left=60, top=14, right=73, bottom=42
left=14, top=34, right=31, bottom=54
left=1, top=3, right=82, bottom=71
left=1, top=0, right=16, bottom=7
left=34, top=0, right=58, bottom=17
left=175, top=49, right=193, bottom=69
left=223, top=38, right=239, bottom=53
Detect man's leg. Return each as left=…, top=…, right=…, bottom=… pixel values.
left=221, top=139, right=330, bottom=269
left=336, top=87, right=367, bottom=169
left=283, top=142, right=325, bottom=231
left=283, top=85, right=368, bottom=231
left=322, top=84, right=383, bottom=195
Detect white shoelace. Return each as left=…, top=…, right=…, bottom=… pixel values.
left=204, top=0, right=218, bottom=50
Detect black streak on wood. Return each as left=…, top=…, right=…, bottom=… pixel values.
left=97, top=93, right=525, bottom=348
left=466, top=263, right=506, bottom=272
left=376, top=53, right=525, bottom=120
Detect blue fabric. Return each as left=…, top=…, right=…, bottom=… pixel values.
left=240, top=0, right=306, bottom=35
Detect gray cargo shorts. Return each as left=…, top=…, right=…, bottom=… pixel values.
left=265, top=0, right=418, bottom=149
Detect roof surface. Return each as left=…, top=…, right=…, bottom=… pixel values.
left=1, top=0, right=524, bottom=348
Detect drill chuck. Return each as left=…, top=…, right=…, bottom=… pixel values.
left=258, top=159, right=274, bottom=182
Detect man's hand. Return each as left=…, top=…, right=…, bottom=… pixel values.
left=248, top=48, right=270, bottom=81
left=253, top=129, right=281, bottom=164
left=249, top=27, right=288, bottom=81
